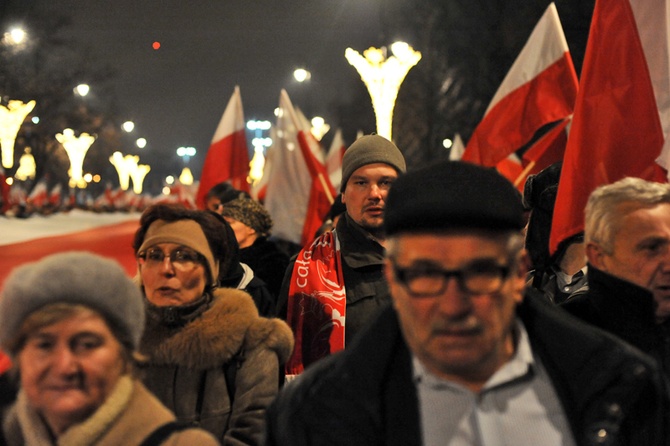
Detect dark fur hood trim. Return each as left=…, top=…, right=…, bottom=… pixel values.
left=140, top=288, right=294, bottom=370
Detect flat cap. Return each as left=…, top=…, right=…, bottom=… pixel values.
left=384, top=160, right=525, bottom=235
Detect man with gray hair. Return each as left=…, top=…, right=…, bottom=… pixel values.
left=266, top=162, right=669, bottom=445
left=562, top=177, right=670, bottom=374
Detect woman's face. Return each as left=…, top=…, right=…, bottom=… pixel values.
left=139, top=242, right=208, bottom=306
left=223, top=217, right=257, bottom=248
left=18, top=310, right=126, bottom=436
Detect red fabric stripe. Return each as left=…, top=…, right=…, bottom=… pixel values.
left=549, top=0, right=667, bottom=254
left=462, top=54, right=578, bottom=166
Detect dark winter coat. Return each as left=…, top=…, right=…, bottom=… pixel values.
left=266, top=291, right=670, bottom=446
left=140, top=287, right=294, bottom=446
left=561, top=264, right=670, bottom=375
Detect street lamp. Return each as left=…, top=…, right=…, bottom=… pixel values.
left=293, top=68, right=311, bottom=82
left=56, top=128, right=96, bottom=187
left=176, top=146, right=196, bottom=163
left=74, top=84, right=90, bottom=97
left=247, top=120, right=272, bottom=184
left=122, top=121, right=135, bottom=132
left=345, top=42, right=421, bottom=140
left=109, top=151, right=136, bottom=191
left=129, top=163, right=151, bottom=194
left=0, top=99, right=36, bottom=168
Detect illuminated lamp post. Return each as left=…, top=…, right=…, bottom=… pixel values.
left=247, top=120, right=272, bottom=184
left=56, top=128, right=96, bottom=187
left=345, top=42, right=421, bottom=141
left=0, top=99, right=36, bottom=168
left=109, top=151, right=137, bottom=190
left=14, top=147, right=36, bottom=181
left=129, top=163, right=151, bottom=194
left=310, top=116, right=330, bottom=141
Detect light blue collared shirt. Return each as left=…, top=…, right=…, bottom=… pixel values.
left=413, top=319, right=576, bottom=446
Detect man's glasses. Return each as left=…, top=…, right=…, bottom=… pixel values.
left=392, top=259, right=511, bottom=297
left=137, top=247, right=203, bottom=270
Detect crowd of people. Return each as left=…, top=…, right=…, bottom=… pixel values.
left=2, top=133, right=670, bottom=445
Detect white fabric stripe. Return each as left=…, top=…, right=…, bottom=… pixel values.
left=486, top=3, right=570, bottom=113
left=210, top=85, right=245, bottom=143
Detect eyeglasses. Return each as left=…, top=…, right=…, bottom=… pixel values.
left=392, top=259, right=511, bottom=297
left=137, top=247, right=204, bottom=270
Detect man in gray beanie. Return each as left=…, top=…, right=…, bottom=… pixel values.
left=278, top=134, right=406, bottom=378
left=267, top=160, right=670, bottom=445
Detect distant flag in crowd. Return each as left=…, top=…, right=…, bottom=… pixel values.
left=495, top=154, right=524, bottom=187
left=264, top=90, right=336, bottom=246
left=461, top=2, right=578, bottom=168
left=326, top=128, right=346, bottom=192
left=195, top=86, right=250, bottom=209
left=550, top=0, right=669, bottom=254
left=27, top=179, right=48, bottom=209
left=515, top=117, right=570, bottom=187
left=48, top=183, right=63, bottom=207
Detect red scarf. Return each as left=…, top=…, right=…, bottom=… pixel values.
left=285, top=230, right=346, bottom=378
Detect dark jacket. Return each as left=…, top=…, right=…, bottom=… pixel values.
left=561, top=264, right=670, bottom=374
left=277, top=213, right=391, bottom=344
left=140, top=287, right=294, bottom=445
left=266, top=291, right=670, bottom=446
left=240, top=237, right=289, bottom=302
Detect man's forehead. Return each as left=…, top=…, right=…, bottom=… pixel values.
left=391, top=231, right=511, bottom=259
left=350, top=163, right=398, bottom=177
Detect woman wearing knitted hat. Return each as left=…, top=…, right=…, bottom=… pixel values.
left=219, top=197, right=289, bottom=302
left=133, top=203, right=293, bottom=445
left=0, top=252, right=218, bottom=445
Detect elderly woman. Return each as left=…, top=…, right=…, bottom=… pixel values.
left=133, top=204, right=293, bottom=445
left=0, top=252, right=218, bottom=445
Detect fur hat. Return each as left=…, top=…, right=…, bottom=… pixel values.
left=0, top=252, right=145, bottom=353
left=137, top=219, right=219, bottom=285
left=340, top=135, right=406, bottom=192
left=384, top=160, right=525, bottom=235
left=220, top=198, right=273, bottom=237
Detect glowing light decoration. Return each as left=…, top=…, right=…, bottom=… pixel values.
left=56, top=128, right=96, bottom=186
left=0, top=99, right=36, bottom=168
left=310, top=116, right=330, bottom=141
left=345, top=42, right=421, bottom=140
left=179, top=167, right=194, bottom=185
left=130, top=163, right=151, bottom=194
left=109, top=151, right=136, bottom=190
left=14, top=148, right=36, bottom=181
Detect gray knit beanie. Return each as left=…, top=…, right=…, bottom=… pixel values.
left=340, top=135, right=406, bottom=192
left=0, top=252, right=145, bottom=354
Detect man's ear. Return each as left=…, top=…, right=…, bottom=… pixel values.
left=586, top=242, right=605, bottom=269
left=512, top=250, right=529, bottom=302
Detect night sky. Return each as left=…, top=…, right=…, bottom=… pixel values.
left=32, top=0, right=390, bottom=182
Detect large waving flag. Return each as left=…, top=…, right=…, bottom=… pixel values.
left=195, top=86, right=250, bottom=209
left=462, top=3, right=578, bottom=167
left=550, top=0, right=669, bottom=254
left=264, top=90, right=336, bottom=246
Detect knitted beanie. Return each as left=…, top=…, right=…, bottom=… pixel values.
left=137, top=219, right=219, bottom=285
left=384, top=160, right=525, bottom=235
left=340, top=135, right=406, bottom=192
left=0, top=252, right=145, bottom=354
left=220, top=198, right=273, bottom=237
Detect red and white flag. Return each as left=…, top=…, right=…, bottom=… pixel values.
left=27, top=179, right=48, bottom=209
left=195, top=86, right=250, bottom=209
left=263, top=90, right=336, bottom=246
left=326, top=128, right=346, bottom=192
left=462, top=2, right=578, bottom=167
left=550, top=0, right=669, bottom=254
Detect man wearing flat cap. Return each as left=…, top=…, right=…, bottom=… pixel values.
left=277, top=134, right=406, bottom=379
left=266, top=160, right=670, bottom=446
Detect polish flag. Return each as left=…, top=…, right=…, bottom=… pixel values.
left=449, top=134, right=466, bottom=161
left=27, top=179, right=48, bottom=209
left=195, top=86, right=250, bottom=209
left=263, top=90, right=336, bottom=246
left=48, top=183, right=63, bottom=207
left=462, top=2, right=578, bottom=167
left=326, top=128, right=346, bottom=192
left=550, top=0, right=669, bottom=254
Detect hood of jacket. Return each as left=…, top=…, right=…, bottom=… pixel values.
left=140, top=287, right=294, bottom=370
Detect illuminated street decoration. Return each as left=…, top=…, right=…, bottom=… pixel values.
left=130, top=163, right=151, bottom=194
left=14, top=147, right=36, bottom=181
left=56, top=128, right=96, bottom=187
left=311, top=116, right=330, bottom=141
left=0, top=99, right=36, bottom=168
left=179, top=167, right=194, bottom=185
left=345, top=42, right=421, bottom=140
left=109, top=151, right=137, bottom=190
